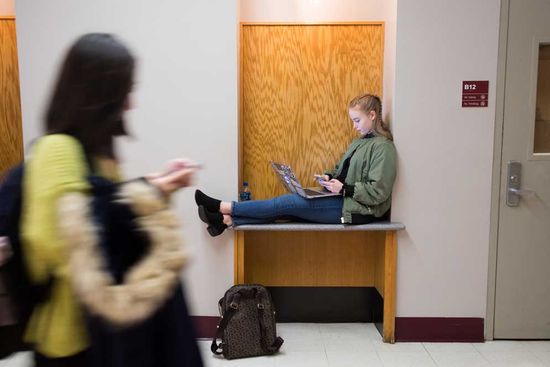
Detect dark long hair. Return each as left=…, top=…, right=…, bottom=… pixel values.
left=45, top=33, right=135, bottom=161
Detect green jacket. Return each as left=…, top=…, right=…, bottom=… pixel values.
left=325, top=136, right=397, bottom=223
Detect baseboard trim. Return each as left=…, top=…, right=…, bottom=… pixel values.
left=395, top=317, right=484, bottom=342
left=192, top=316, right=485, bottom=342
left=192, top=316, right=220, bottom=339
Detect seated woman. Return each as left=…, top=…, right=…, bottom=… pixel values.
left=195, top=94, right=397, bottom=237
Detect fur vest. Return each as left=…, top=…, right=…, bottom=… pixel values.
left=58, top=177, right=188, bottom=327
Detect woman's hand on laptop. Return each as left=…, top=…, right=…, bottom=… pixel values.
left=323, top=179, right=344, bottom=193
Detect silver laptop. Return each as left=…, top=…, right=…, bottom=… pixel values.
left=270, top=161, right=341, bottom=199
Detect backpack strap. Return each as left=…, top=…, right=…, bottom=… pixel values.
left=255, top=291, right=284, bottom=353
left=210, top=295, right=240, bottom=355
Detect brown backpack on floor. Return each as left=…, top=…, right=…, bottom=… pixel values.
left=211, top=284, right=284, bottom=360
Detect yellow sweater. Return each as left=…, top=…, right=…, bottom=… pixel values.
left=21, top=134, right=90, bottom=357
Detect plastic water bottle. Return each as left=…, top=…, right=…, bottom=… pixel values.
left=239, top=182, right=251, bottom=201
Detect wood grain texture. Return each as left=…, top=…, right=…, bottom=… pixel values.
left=234, top=231, right=246, bottom=284
left=243, top=231, right=385, bottom=286
left=240, top=23, right=383, bottom=198
left=0, top=19, right=23, bottom=179
left=238, top=23, right=385, bottom=288
left=383, top=231, right=397, bottom=343
left=374, top=236, right=386, bottom=295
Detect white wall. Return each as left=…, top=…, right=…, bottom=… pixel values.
left=0, top=0, right=14, bottom=16
left=241, top=0, right=501, bottom=320
left=240, top=0, right=397, bottom=126
left=16, top=0, right=238, bottom=315
left=392, top=0, right=500, bottom=317
left=14, top=0, right=502, bottom=320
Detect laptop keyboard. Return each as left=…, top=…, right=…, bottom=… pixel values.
left=303, top=188, right=325, bottom=196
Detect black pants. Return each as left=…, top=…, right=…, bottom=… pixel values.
left=86, top=287, right=203, bottom=367
left=34, top=351, right=88, bottom=367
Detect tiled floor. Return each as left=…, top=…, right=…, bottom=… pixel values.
left=3, top=323, right=550, bottom=366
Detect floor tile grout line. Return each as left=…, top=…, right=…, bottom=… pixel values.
left=422, top=342, right=439, bottom=366
left=477, top=347, right=493, bottom=365
left=374, top=348, right=385, bottom=367
left=530, top=349, right=549, bottom=367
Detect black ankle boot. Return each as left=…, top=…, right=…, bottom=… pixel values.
left=198, top=205, right=227, bottom=237
left=195, top=190, right=221, bottom=213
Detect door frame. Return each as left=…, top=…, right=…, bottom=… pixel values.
left=486, top=0, right=511, bottom=341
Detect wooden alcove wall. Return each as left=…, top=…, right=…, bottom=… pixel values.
left=238, top=23, right=385, bottom=291
left=0, top=16, right=23, bottom=179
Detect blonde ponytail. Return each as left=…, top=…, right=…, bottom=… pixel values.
left=349, top=94, right=393, bottom=141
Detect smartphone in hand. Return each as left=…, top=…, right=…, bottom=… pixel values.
left=313, top=174, right=327, bottom=184
left=164, top=161, right=203, bottom=176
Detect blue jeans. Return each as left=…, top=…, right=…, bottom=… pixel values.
left=231, top=193, right=343, bottom=226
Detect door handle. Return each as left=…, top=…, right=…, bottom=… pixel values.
left=506, top=161, right=537, bottom=206
left=507, top=188, right=536, bottom=197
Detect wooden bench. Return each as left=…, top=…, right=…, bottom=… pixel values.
left=233, top=222, right=405, bottom=343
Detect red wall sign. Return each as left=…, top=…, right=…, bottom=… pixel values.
left=462, top=80, right=489, bottom=107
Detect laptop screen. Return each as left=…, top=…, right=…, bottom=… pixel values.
left=270, top=162, right=306, bottom=194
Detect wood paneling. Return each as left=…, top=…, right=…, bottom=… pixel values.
left=374, top=236, right=386, bottom=295
left=243, top=231, right=385, bottom=286
left=383, top=231, right=397, bottom=343
left=234, top=231, right=246, bottom=284
left=239, top=23, right=384, bottom=287
left=0, top=18, right=23, bottom=179
left=240, top=23, right=384, bottom=198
